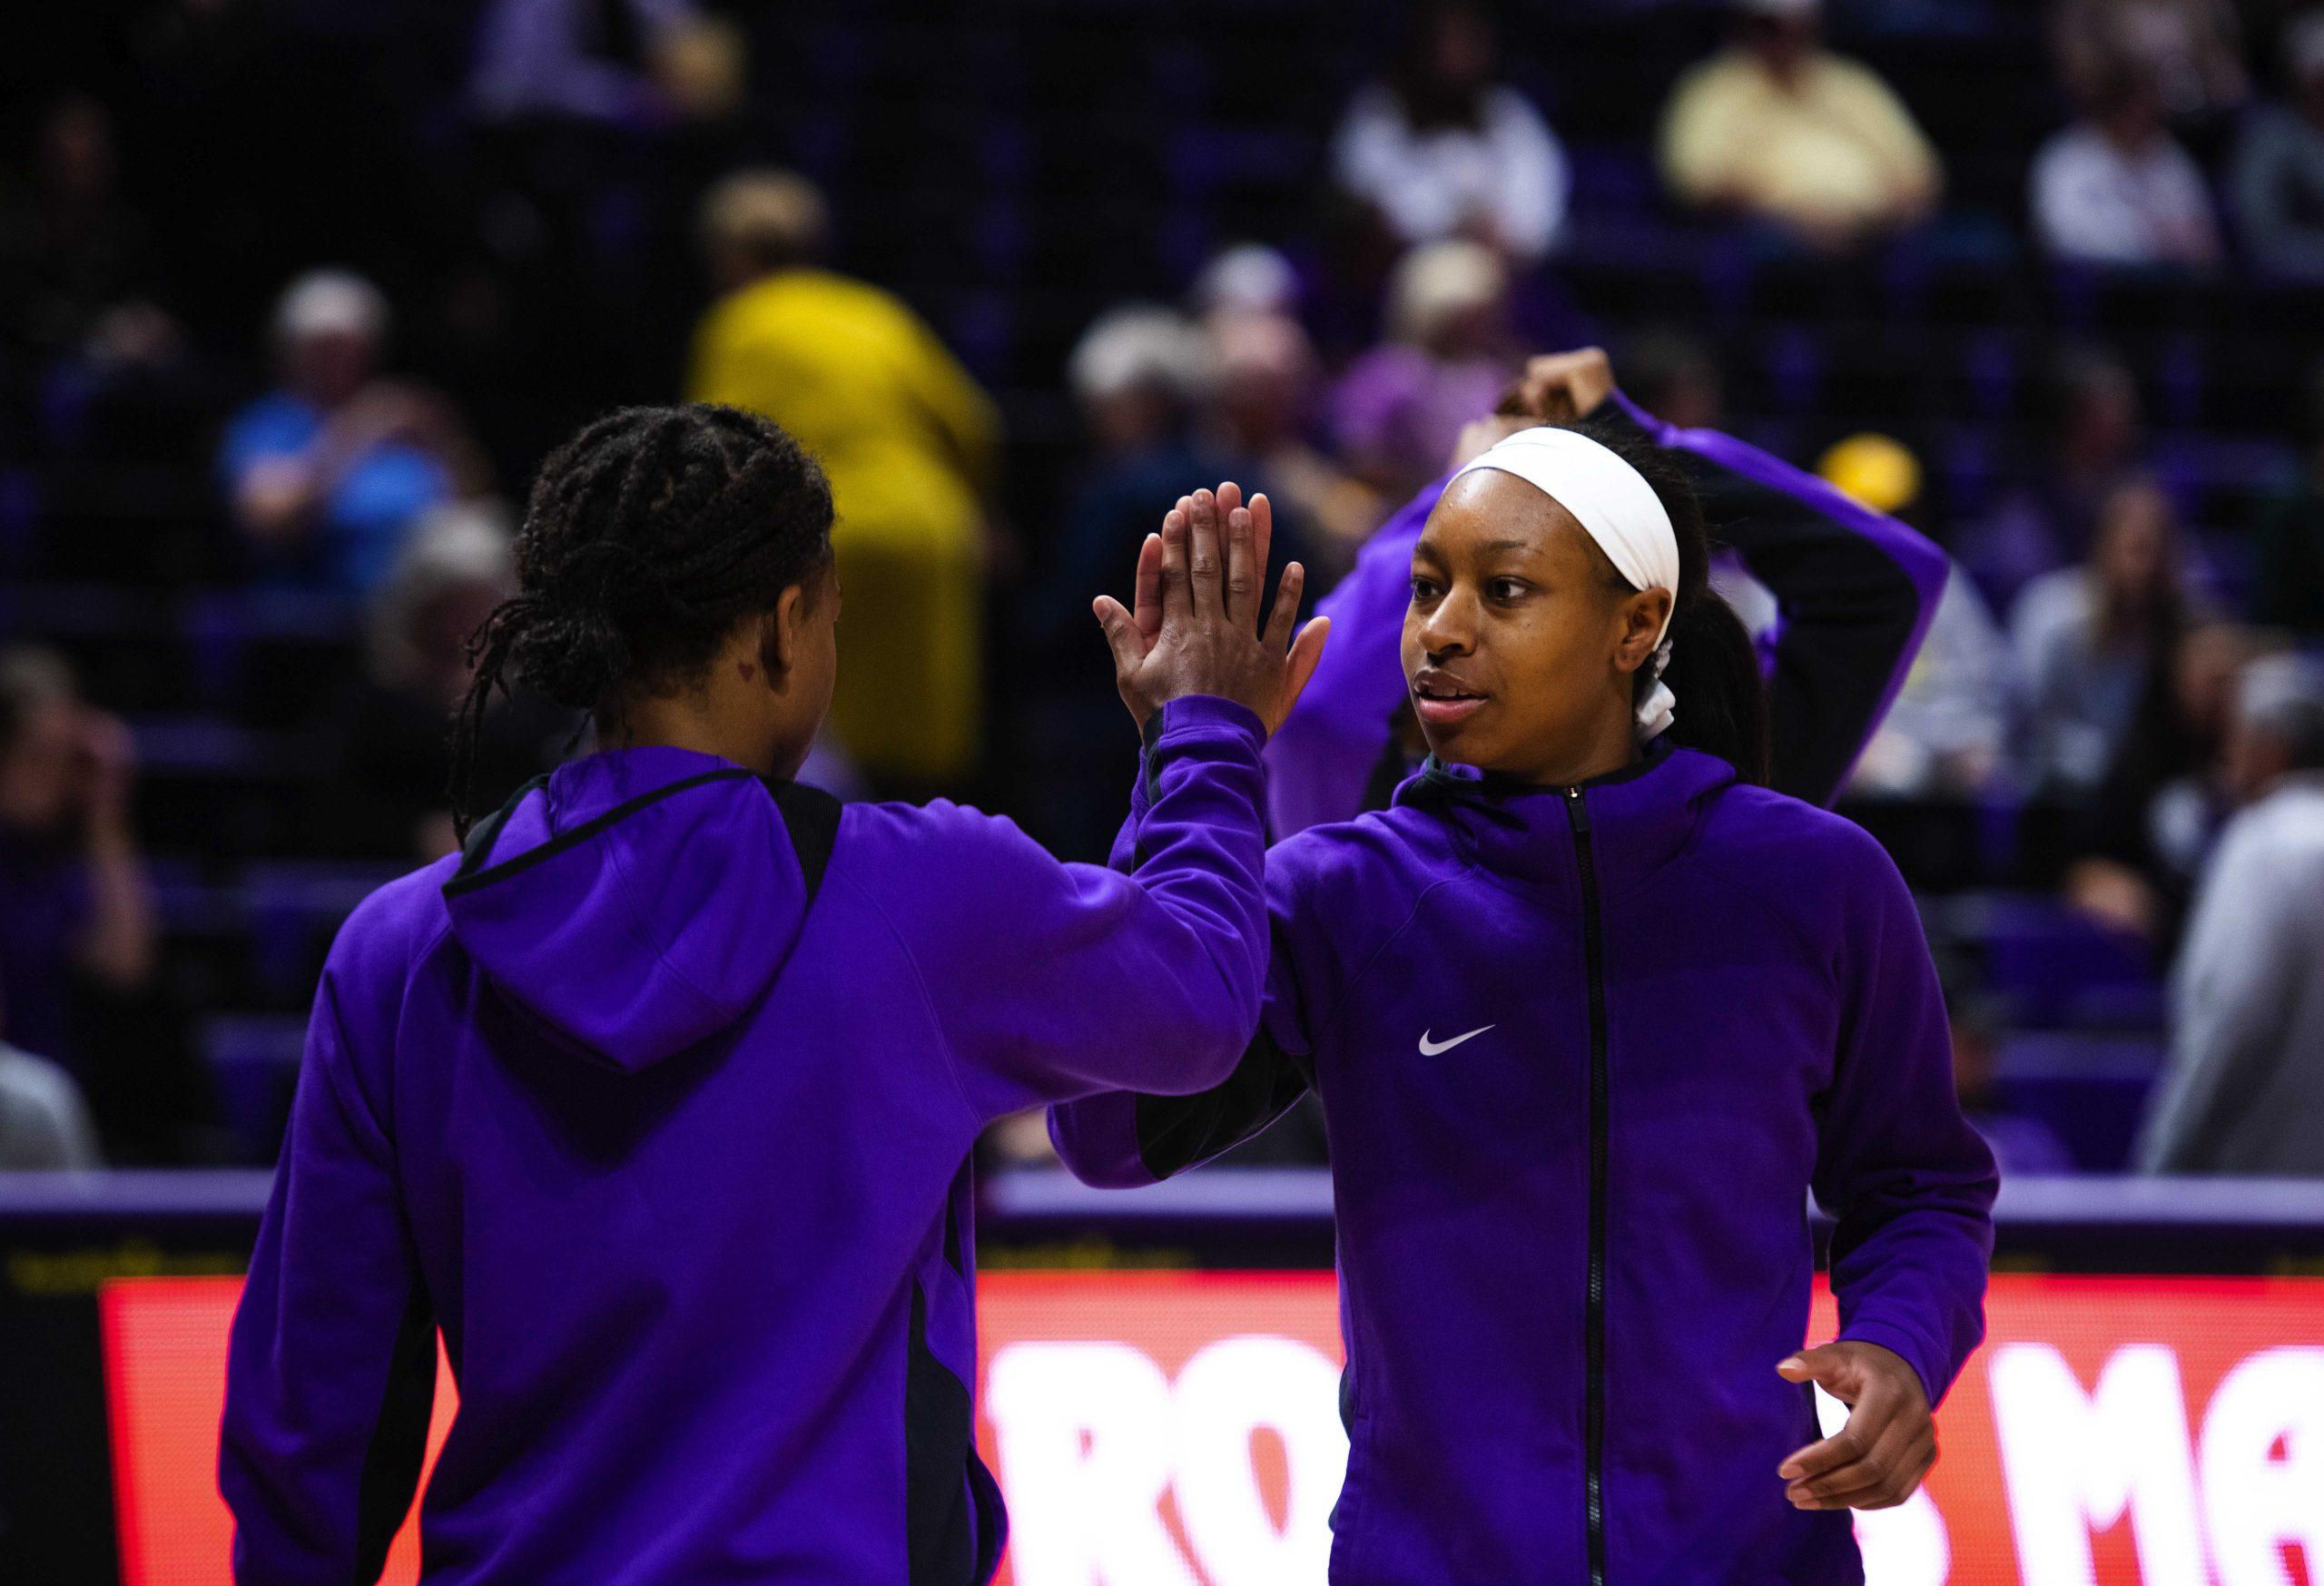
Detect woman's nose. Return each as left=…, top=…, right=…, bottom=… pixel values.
left=1420, top=591, right=1477, bottom=658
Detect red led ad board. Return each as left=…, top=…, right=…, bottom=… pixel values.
left=99, top=1272, right=2323, bottom=1585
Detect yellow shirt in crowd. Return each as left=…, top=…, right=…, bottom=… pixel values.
left=691, top=269, right=1000, bottom=784
left=1660, top=50, right=1940, bottom=232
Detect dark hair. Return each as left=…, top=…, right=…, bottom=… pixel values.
left=451, top=404, right=834, bottom=838
left=1567, top=414, right=1772, bottom=785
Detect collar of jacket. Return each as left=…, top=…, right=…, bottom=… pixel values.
left=1396, top=738, right=1737, bottom=903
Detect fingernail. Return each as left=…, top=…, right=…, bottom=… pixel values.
left=1778, top=1356, right=1804, bottom=1373
left=1778, top=1463, right=1802, bottom=1479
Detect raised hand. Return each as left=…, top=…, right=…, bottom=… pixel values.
left=1773, top=1341, right=1937, bottom=1512
left=1094, top=483, right=1328, bottom=735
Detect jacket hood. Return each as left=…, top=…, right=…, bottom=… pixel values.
left=1399, top=741, right=1738, bottom=903
left=442, top=747, right=837, bottom=1072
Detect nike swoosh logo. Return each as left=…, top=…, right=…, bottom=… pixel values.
left=1418, top=1025, right=1495, bottom=1056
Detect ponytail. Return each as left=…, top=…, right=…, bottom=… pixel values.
left=1567, top=414, right=1771, bottom=786
left=1653, top=583, right=1770, bottom=786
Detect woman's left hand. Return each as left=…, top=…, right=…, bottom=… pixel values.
left=1774, top=1341, right=1936, bottom=1511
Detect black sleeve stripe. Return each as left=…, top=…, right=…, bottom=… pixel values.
left=763, top=778, right=842, bottom=904
left=352, top=1282, right=438, bottom=1583
left=1133, top=1029, right=1315, bottom=1181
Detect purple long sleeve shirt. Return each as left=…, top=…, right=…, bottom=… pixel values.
left=222, top=697, right=1273, bottom=1585
left=1053, top=742, right=1997, bottom=1584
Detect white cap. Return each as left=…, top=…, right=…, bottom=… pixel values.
left=1387, top=240, right=1506, bottom=346
left=1191, top=243, right=1299, bottom=320
left=274, top=269, right=389, bottom=345
left=1068, top=305, right=1213, bottom=405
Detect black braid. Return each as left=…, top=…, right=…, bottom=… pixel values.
left=449, top=404, right=835, bottom=840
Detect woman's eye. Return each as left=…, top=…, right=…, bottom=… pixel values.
left=1410, top=577, right=1440, bottom=601
left=1488, top=578, right=1527, bottom=601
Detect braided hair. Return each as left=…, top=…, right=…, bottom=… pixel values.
left=451, top=404, right=833, bottom=839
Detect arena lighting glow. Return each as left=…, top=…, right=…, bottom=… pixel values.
left=102, top=1272, right=2324, bottom=1586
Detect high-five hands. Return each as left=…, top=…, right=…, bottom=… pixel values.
left=1775, top=1341, right=1937, bottom=1512
left=1094, top=481, right=1330, bottom=735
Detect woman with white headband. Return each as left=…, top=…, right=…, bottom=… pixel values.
left=1055, top=429, right=1995, bottom=1583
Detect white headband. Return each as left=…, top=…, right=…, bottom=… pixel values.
left=1450, top=427, right=1681, bottom=740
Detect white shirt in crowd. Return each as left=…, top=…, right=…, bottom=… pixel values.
left=2031, top=123, right=2222, bottom=267
left=1333, top=83, right=1571, bottom=263
left=2139, top=774, right=2324, bottom=1175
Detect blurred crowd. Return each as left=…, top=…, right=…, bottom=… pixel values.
left=4, top=0, right=2323, bottom=1182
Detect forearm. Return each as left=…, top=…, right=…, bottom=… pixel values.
left=76, top=823, right=156, bottom=990
left=1828, top=1183, right=1995, bottom=1408
left=1049, top=1024, right=1311, bottom=1187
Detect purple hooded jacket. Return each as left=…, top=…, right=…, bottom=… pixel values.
left=221, top=697, right=1272, bottom=1585
left=1265, top=391, right=1951, bottom=833
left=1051, top=743, right=1996, bottom=1584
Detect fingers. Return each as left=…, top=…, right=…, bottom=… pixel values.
left=1159, top=501, right=1193, bottom=623
left=1785, top=1428, right=1936, bottom=1511
left=1187, top=488, right=1226, bottom=618
left=1248, top=491, right=1273, bottom=588
left=1133, top=530, right=1166, bottom=646
left=1092, top=595, right=1147, bottom=675
left=1279, top=616, right=1331, bottom=723
left=1262, top=560, right=1308, bottom=653
left=1225, top=498, right=1258, bottom=628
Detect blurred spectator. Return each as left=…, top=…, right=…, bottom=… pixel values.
left=0, top=648, right=155, bottom=1076
left=1330, top=0, right=1571, bottom=265
left=2053, top=0, right=2246, bottom=125
left=2137, top=654, right=2324, bottom=1174
left=1659, top=0, right=1941, bottom=252
left=321, top=503, right=573, bottom=862
left=1331, top=240, right=1512, bottom=503
left=2066, top=620, right=2260, bottom=943
left=2031, top=59, right=2224, bottom=269
left=2011, top=477, right=2197, bottom=799
left=0, top=1039, right=103, bottom=1169
left=221, top=271, right=491, bottom=598
left=1021, top=303, right=1317, bottom=859
left=2230, top=15, right=2324, bottom=282
left=1206, top=312, right=1377, bottom=579
left=1949, top=981, right=2075, bottom=1177
left=469, top=0, right=722, bottom=126
left=0, top=94, right=151, bottom=362
left=1959, top=346, right=2144, bottom=610
left=1819, top=433, right=2016, bottom=798
left=1190, top=242, right=1303, bottom=324
left=2251, top=359, right=2324, bottom=635
left=690, top=169, right=1002, bottom=791
left=1065, top=304, right=1213, bottom=465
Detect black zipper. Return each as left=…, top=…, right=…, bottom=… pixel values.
left=1565, top=783, right=1610, bottom=1586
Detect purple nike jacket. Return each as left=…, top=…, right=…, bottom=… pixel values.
left=1051, top=748, right=1997, bottom=1581
left=221, top=697, right=1273, bottom=1585
left=1265, top=390, right=1951, bottom=834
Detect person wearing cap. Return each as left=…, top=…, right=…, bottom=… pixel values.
left=1660, top=0, right=1941, bottom=251
left=2138, top=654, right=2324, bottom=1175
left=2231, top=14, right=2324, bottom=284
left=688, top=169, right=1002, bottom=792
left=221, top=270, right=488, bottom=597
left=1050, top=415, right=1994, bottom=1582
left=1331, top=240, right=1513, bottom=506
